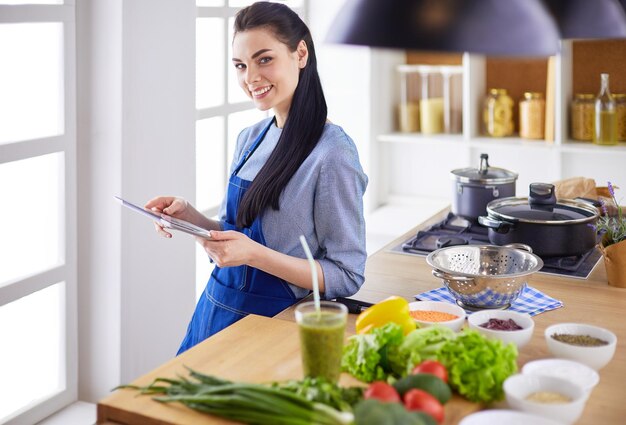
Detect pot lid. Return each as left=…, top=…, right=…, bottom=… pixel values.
left=486, top=183, right=599, bottom=224
left=451, top=153, right=518, bottom=184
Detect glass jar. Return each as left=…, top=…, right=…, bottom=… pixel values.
left=397, top=66, right=420, bottom=133
left=418, top=67, right=444, bottom=135
left=519, top=92, right=545, bottom=140
left=483, top=88, right=514, bottom=137
left=571, top=94, right=595, bottom=141
left=441, top=66, right=463, bottom=134
left=593, top=73, right=618, bottom=146
left=614, top=93, right=626, bottom=142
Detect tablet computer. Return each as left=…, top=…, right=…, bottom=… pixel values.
left=114, top=196, right=212, bottom=239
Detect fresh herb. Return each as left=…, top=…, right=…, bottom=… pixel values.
left=594, top=182, right=626, bottom=247
left=436, top=330, right=518, bottom=404
left=272, top=376, right=364, bottom=412
left=117, top=367, right=353, bottom=425
left=353, top=399, right=434, bottom=425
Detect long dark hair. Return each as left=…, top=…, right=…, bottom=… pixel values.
left=234, top=1, right=328, bottom=228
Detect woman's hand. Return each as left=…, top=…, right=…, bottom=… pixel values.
left=144, top=196, right=192, bottom=238
left=198, top=230, right=262, bottom=268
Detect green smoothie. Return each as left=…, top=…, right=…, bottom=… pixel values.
left=298, top=311, right=346, bottom=382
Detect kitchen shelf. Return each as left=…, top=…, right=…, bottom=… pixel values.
left=560, top=141, right=626, bottom=154
left=370, top=40, right=626, bottom=209
left=378, top=133, right=464, bottom=145
left=378, top=133, right=559, bottom=151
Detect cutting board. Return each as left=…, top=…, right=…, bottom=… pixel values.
left=97, top=315, right=479, bottom=425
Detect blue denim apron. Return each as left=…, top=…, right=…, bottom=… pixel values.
left=177, top=119, right=298, bottom=354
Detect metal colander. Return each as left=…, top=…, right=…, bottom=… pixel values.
left=426, top=244, right=544, bottom=309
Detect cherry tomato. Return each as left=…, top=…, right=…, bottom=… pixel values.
left=364, top=381, right=401, bottom=403
left=411, top=360, right=448, bottom=383
left=403, top=388, right=444, bottom=424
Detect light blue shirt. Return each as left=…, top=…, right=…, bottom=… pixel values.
left=219, top=117, right=368, bottom=299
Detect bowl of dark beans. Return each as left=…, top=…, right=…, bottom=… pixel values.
left=468, top=310, right=535, bottom=348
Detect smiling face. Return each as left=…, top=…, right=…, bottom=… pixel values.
left=232, top=28, right=308, bottom=127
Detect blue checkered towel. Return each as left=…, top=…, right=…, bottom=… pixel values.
left=415, top=286, right=563, bottom=316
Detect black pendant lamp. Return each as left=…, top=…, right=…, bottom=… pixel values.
left=543, top=0, right=626, bottom=39
left=326, top=0, right=560, bottom=56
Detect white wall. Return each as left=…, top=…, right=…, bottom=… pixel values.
left=309, top=0, right=404, bottom=212
left=76, top=0, right=196, bottom=402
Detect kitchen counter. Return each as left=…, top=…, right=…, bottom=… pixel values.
left=98, top=207, right=625, bottom=424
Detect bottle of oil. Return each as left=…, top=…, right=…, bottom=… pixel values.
left=593, top=73, right=618, bottom=146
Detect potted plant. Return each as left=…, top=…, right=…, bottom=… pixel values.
left=595, top=182, right=626, bottom=287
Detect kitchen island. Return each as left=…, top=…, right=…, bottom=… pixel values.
left=98, top=207, right=625, bottom=425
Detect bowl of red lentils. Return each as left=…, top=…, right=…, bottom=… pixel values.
left=408, top=301, right=466, bottom=332
left=544, top=323, right=617, bottom=371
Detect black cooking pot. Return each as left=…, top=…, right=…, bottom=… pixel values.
left=451, top=153, right=518, bottom=221
left=478, top=183, right=599, bottom=257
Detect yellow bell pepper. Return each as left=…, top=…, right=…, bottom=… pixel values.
left=355, top=296, right=416, bottom=335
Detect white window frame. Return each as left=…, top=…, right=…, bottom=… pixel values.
left=0, top=3, right=77, bottom=424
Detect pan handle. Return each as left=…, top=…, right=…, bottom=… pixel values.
left=504, top=243, right=533, bottom=253
left=478, top=215, right=513, bottom=233
left=432, top=269, right=474, bottom=282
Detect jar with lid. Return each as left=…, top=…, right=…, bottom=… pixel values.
left=418, top=66, right=444, bottom=134
left=593, top=73, right=618, bottom=146
left=441, top=66, right=463, bottom=134
left=397, top=66, right=420, bottom=132
left=614, top=93, right=626, bottom=142
left=519, top=92, right=545, bottom=140
left=571, top=94, right=594, bottom=141
left=483, top=88, right=514, bottom=137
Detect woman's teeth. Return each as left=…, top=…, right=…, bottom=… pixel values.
left=252, top=86, right=272, bottom=96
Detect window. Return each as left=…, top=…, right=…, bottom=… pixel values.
left=0, top=1, right=77, bottom=424
left=194, top=1, right=306, bottom=297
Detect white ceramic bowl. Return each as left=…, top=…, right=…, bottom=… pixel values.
left=504, top=374, right=588, bottom=424
left=459, top=409, right=563, bottom=425
left=408, top=301, right=466, bottom=332
left=467, top=310, right=534, bottom=349
left=544, top=323, right=617, bottom=370
left=522, top=358, right=600, bottom=398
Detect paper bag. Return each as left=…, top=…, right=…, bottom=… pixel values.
left=600, top=240, right=626, bottom=288
left=553, top=177, right=597, bottom=200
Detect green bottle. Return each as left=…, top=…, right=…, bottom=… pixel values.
left=593, top=73, right=618, bottom=146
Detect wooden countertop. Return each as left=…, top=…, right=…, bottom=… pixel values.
left=98, top=207, right=625, bottom=424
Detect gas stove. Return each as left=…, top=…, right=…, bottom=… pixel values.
left=390, top=213, right=602, bottom=279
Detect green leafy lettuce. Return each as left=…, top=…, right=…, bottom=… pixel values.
left=436, top=329, right=518, bottom=404
left=341, top=323, right=404, bottom=382
left=388, top=326, right=456, bottom=376
left=342, top=324, right=518, bottom=404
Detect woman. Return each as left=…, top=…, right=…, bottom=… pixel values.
left=146, top=1, right=368, bottom=354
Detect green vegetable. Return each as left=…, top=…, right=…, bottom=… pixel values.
left=393, top=373, right=452, bottom=404
left=117, top=368, right=353, bottom=425
left=353, top=399, right=432, bottom=425
left=388, top=326, right=456, bottom=376
left=437, top=329, right=518, bottom=404
left=414, top=411, right=438, bottom=425
left=341, top=322, right=404, bottom=382
left=272, top=376, right=364, bottom=412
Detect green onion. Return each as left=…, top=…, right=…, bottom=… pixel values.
left=116, top=368, right=353, bottom=425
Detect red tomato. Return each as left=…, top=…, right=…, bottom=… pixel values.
left=364, top=381, right=401, bottom=403
left=411, top=360, right=448, bottom=383
left=403, top=389, right=444, bottom=424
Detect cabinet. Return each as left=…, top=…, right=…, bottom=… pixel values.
left=374, top=40, right=626, bottom=208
